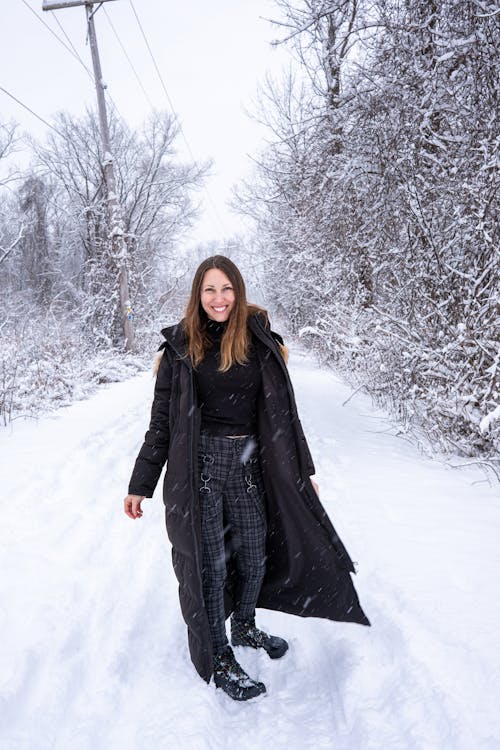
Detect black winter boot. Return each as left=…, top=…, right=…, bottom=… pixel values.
left=213, top=645, right=266, bottom=701
left=231, top=616, right=289, bottom=659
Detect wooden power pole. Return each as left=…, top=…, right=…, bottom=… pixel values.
left=42, top=0, right=134, bottom=351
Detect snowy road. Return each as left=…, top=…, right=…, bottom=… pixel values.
left=1, top=348, right=499, bottom=750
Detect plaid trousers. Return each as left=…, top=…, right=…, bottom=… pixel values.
left=198, top=431, right=267, bottom=652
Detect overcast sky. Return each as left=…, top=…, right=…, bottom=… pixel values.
left=1, top=0, right=291, bottom=244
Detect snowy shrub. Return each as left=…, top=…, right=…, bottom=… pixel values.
left=0, top=308, right=150, bottom=425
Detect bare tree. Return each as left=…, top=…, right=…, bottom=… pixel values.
left=31, top=108, right=209, bottom=346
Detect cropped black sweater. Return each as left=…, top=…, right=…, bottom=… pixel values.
left=194, top=318, right=262, bottom=436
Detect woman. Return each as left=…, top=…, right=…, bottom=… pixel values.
left=124, top=255, right=370, bottom=701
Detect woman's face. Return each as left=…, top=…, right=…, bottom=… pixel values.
left=200, top=268, right=235, bottom=322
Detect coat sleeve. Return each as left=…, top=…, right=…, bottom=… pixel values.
left=128, top=344, right=172, bottom=498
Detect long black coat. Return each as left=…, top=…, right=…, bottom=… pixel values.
left=129, top=312, right=370, bottom=682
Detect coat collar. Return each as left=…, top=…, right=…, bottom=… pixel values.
left=160, top=321, right=191, bottom=368
left=160, top=313, right=279, bottom=371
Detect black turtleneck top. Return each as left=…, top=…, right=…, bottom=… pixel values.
left=194, top=318, right=262, bottom=436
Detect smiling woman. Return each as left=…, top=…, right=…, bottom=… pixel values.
left=200, top=269, right=235, bottom=321
left=124, top=255, right=370, bottom=701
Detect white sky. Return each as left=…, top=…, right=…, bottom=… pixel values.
left=1, top=0, right=291, bottom=243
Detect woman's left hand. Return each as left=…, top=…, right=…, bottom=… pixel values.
left=310, top=478, right=319, bottom=497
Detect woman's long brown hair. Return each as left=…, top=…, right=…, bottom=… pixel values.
left=183, top=255, right=267, bottom=372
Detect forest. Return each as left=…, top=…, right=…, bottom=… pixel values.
left=236, top=0, right=499, bottom=470
left=0, top=109, right=208, bottom=421
left=1, top=0, right=498, bottom=472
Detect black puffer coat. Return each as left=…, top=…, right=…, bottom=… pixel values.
left=129, top=312, right=370, bottom=682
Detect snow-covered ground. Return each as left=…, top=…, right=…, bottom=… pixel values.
left=1, top=346, right=499, bottom=750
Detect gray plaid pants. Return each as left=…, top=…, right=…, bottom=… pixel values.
left=198, top=431, right=267, bottom=652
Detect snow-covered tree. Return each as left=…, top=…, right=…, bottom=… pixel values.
left=237, top=0, right=499, bottom=466
left=0, top=110, right=208, bottom=423
left=31, top=109, right=208, bottom=346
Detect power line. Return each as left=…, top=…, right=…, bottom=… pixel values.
left=127, top=0, right=228, bottom=235
left=21, top=0, right=93, bottom=79
left=0, top=28, right=118, bottom=145
left=102, top=6, right=156, bottom=110
left=0, top=84, right=66, bottom=138
left=50, top=5, right=128, bottom=132
left=127, top=0, right=179, bottom=126
left=23, top=0, right=129, bottom=132
left=52, top=12, right=94, bottom=80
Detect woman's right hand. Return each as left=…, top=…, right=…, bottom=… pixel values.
left=124, top=494, right=146, bottom=519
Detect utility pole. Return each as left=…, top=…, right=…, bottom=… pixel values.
left=42, top=0, right=134, bottom=351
